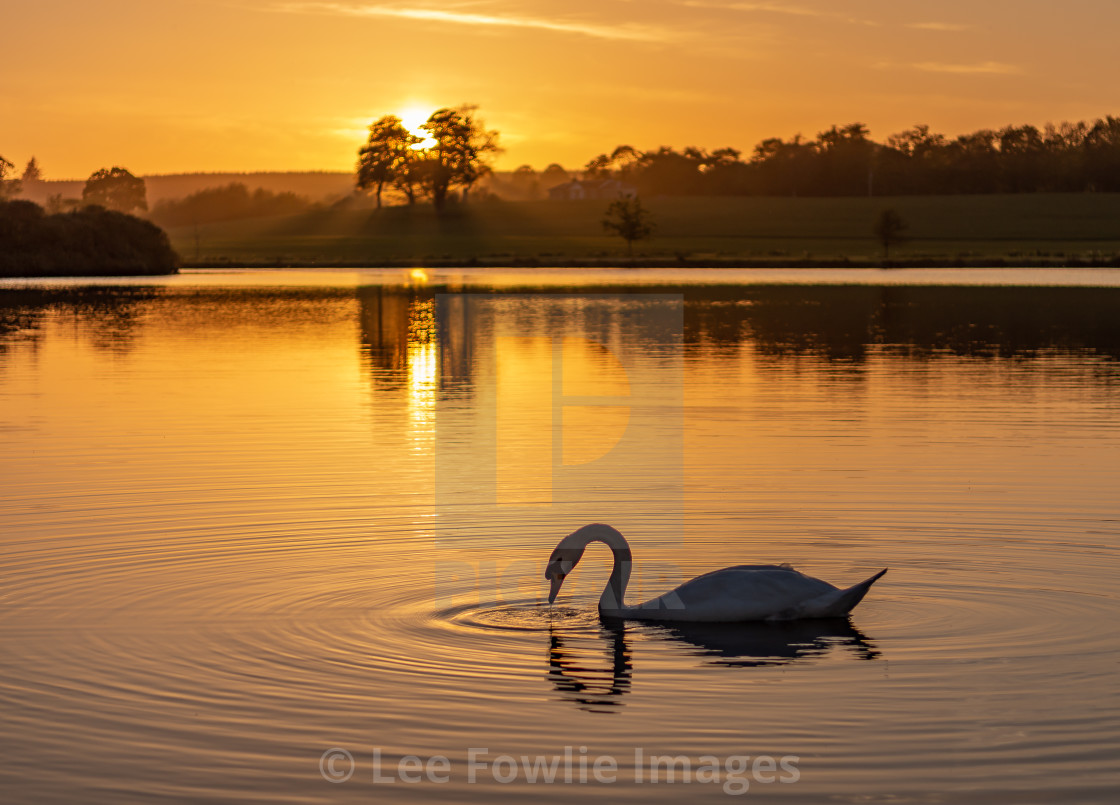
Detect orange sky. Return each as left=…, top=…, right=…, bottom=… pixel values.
left=3, top=0, right=1119, bottom=178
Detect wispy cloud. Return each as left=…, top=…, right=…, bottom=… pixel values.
left=683, top=1, right=879, bottom=27
left=882, top=60, right=1022, bottom=76
left=907, top=22, right=972, bottom=32
left=272, top=2, right=673, bottom=42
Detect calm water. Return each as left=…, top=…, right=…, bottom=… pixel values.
left=2, top=269, right=1119, bottom=803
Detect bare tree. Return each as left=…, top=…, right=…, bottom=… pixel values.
left=873, top=208, right=907, bottom=259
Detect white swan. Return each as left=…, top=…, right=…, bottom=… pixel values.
left=545, top=524, right=887, bottom=622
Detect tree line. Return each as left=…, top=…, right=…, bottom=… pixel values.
left=2, top=157, right=151, bottom=213
left=1, top=159, right=179, bottom=276
left=149, top=183, right=314, bottom=227
left=571, top=117, right=1120, bottom=197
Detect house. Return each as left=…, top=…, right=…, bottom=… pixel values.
left=547, top=178, right=637, bottom=201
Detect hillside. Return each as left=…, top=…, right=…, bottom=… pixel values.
left=163, top=193, right=1120, bottom=266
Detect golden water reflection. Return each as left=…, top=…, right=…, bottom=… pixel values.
left=2, top=278, right=1119, bottom=804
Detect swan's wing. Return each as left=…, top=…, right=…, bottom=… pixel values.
left=633, top=566, right=839, bottom=622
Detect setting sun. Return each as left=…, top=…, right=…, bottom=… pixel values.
left=398, top=107, right=439, bottom=150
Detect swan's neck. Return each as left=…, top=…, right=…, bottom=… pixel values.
left=601, top=545, right=632, bottom=612
left=568, top=524, right=633, bottom=613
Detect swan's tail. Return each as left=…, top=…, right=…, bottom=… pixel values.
left=829, top=568, right=888, bottom=615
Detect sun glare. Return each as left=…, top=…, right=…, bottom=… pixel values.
left=398, top=106, right=439, bottom=150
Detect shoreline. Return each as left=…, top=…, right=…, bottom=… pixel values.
left=178, top=254, right=1120, bottom=270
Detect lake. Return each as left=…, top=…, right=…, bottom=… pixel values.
left=2, top=268, right=1118, bottom=803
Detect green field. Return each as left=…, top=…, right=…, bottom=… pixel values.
left=167, top=194, right=1120, bottom=266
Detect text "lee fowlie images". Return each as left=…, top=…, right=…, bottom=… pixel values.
left=320, top=746, right=801, bottom=795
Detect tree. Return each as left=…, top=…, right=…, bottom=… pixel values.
left=583, top=153, right=614, bottom=180
left=540, top=163, right=570, bottom=188
left=816, top=122, right=876, bottom=195
left=418, top=105, right=501, bottom=210
left=602, top=195, right=655, bottom=257
left=0, top=199, right=178, bottom=277
left=82, top=167, right=147, bottom=213
left=873, top=208, right=907, bottom=259
left=0, top=155, right=21, bottom=199
left=509, top=165, right=540, bottom=199
left=22, top=157, right=43, bottom=183
left=356, top=115, right=418, bottom=208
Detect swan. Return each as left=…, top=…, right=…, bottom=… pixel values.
left=545, top=523, right=887, bottom=622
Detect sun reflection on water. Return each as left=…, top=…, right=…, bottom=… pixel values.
left=407, top=298, right=439, bottom=449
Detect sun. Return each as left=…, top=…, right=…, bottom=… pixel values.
left=398, top=106, right=438, bottom=150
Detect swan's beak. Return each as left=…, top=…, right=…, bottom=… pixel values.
left=548, top=574, right=566, bottom=605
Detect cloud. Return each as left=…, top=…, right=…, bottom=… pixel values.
left=272, top=2, right=673, bottom=42
left=909, top=61, right=1022, bottom=75
left=907, top=22, right=972, bottom=32
left=683, top=1, right=879, bottom=27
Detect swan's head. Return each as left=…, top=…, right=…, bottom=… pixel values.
left=544, top=543, right=586, bottom=605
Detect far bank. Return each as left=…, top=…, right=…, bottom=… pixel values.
left=166, top=193, right=1120, bottom=268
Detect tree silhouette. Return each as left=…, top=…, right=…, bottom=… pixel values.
left=418, top=105, right=500, bottom=210
left=82, top=167, right=147, bottom=213
left=1, top=199, right=177, bottom=277
left=0, top=156, right=20, bottom=199
left=540, top=163, right=570, bottom=189
left=602, top=195, right=655, bottom=257
left=873, top=208, right=907, bottom=259
left=22, top=157, right=43, bottom=183
left=557, top=112, right=1120, bottom=198
left=356, top=115, right=418, bottom=209
left=510, top=165, right=540, bottom=199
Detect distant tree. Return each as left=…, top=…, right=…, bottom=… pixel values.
left=750, top=135, right=814, bottom=195
left=602, top=195, right=655, bottom=257
left=873, top=208, right=907, bottom=259
left=633, top=147, right=704, bottom=195
left=418, top=105, right=501, bottom=210
left=149, top=183, right=312, bottom=227
left=816, top=122, right=877, bottom=195
left=540, top=163, right=570, bottom=188
left=356, top=115, right=418, bottom=208
left=583, top=153, right=614, bottom=180
left=510, top=164, right=540, bottom=199
left=82, top=167, right=147, bottom=213
left=46, top=194, right=80, bottom=214
left=0, top=155, right=21, bottom=199
left=609, top=145, right=642, bottom=180
left=22, top=157, right=43, bottom=183
left=1083, top=116, right=1120, bottom=191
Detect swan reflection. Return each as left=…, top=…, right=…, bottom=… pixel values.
left=546, top=617, right=879, bottom=711
left=648, top=617, right=880, bottom=667
left=547, top=624, right=632, bottom=714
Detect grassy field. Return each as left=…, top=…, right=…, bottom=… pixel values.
left=166, top=194, right=1120, bottom=266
